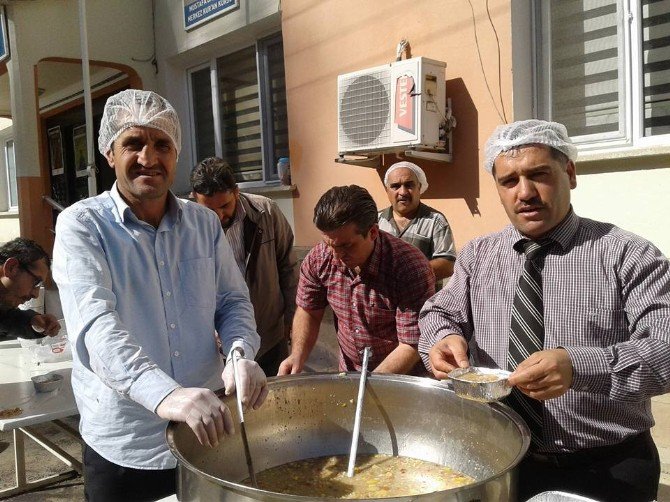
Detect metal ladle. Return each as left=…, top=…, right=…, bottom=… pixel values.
left=231, top=348, right=258, bottom=488
left=347, top=346, right=372, bottom=477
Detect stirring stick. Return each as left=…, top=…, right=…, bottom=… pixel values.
left=231, top=348, right=258, bottom=488
left=347, top=346, right=372, bottom=478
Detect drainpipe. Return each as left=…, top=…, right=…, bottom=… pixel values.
left=78, top=0, right=96, bottom=198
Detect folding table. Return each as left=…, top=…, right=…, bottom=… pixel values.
left=0, top=339, right=82, bottom=498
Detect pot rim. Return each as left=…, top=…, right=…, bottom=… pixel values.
left=166, top=372, right=531, bottom=501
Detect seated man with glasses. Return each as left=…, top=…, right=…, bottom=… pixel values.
left=0, top=238, right=61, bottom=338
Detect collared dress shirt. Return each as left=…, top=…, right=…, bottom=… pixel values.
left=378, top=202, right=456, bottom=263
left=419, top=209, right=670, bottom=453
left=297, top=230, right=435, bottom=372
left=378, top=203, right=456, bottom=288
left=53, top=184, right=259, bottom=469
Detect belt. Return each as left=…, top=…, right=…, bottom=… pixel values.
left=525, top=431, right=653, bottom=468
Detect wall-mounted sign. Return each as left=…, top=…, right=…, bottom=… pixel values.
left=0, top=6, right=10, bottom=64
left=183, top=0, right=239, bottom=31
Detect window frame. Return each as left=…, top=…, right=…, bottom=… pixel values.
left=257, top=33, right=283, bottom=184
left=4, top=138, right=17, bottom=211
left=187, top=32, right=287, bottom=188
left=186, top=61, right=218, bottom=170
left=533, top=0, right=670, bottom=153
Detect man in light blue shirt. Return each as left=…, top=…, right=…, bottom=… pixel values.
left=53, top=89, right=268, bottom=501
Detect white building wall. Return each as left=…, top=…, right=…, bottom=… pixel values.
left=572, top=165, right=670, bottom=258
left=152, top=1, right=296, bottom=229
left=154, top=0, right=281, bottom=195
left=511, top=6, right=670, bottom=258
left=158, top=0, right=279, bottom=57
left=5, top=0, right=158, bottom=179
left=4, top=0, right=290, bottom=231
left=0, top=120, right=20, bottom=238
left=0, top=216, right=20, bottom=240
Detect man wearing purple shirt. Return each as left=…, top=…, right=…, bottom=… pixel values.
left=419, top=119, right=670, bottom=501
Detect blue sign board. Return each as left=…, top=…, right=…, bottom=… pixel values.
left=0, top=7, right=9, bottom=64
left=184, top=0, right=239, bottom=31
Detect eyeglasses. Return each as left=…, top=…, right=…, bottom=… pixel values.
left=21, top=265, right=45, bottom=289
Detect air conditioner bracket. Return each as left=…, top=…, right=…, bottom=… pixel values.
left=402, top=150, right=452, bottom=163
left=334, top=154, right=382, bottom=168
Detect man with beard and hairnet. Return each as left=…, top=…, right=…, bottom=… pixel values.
left=378, top=161, right=456, bottom=287
left=52, top=89, right=268, bottom=501
left=419, top=119, right=670, bottom=501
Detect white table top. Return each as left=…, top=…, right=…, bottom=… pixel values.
left=0, top=338, right=77, bottom=431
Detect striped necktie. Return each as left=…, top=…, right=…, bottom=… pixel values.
left=507, top=239, right=553, bottom=448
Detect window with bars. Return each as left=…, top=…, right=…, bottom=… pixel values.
left=189, top=33, right=288, bottom=184
left=534, top=0, right=670, bottom=149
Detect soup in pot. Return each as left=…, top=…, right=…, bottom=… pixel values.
left=244, top=453, right=475, bottom=498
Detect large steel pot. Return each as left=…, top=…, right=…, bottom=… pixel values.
left=167, top=373, right=530, bottom=501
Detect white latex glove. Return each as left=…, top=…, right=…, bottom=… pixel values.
left=222, top=357, right=269, bottom=411
left=31, top=314, right=61, bottom=337
left=155, top=387, right=233, bottom=447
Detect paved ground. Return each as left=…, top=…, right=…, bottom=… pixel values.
left=2, top=312, right=669, bottom=501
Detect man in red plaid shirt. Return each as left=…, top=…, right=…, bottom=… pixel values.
left=278, top=185, right=435, bottom=375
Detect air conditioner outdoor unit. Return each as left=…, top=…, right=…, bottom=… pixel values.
left=337, top=56, right=446, bottom=156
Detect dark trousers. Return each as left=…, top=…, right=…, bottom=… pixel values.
left=518, top=431, right=660, bottom=502
left=83, top=443, right=176, bottom=502
left=256, top=338, right=289, bottom=377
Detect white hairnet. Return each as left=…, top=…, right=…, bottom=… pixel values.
left=98, top=89, right=182, bottom=157
left=383, top=161, right=428, bottom=194
left=484, top=119, right=578, bottom=173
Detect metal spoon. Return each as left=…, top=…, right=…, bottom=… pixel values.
left=231, top=348, right=258, bottom=488
left=347, top=346, right=372, bottom=478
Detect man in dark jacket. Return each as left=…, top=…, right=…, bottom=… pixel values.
left=0, top=238, right=60, bottom=338
left=190, top=158, right=298, bottom=375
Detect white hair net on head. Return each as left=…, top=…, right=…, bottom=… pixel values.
left=97, top=89, right=182, bottom=157
left=383, top=161, right=429, bottom=194
left=484, top=119, right=578, bottom=174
